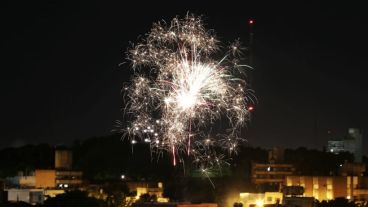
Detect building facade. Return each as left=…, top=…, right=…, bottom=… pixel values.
left=35, top=170, right=56, bottom=189
left=126, top=181, right=169, bottom=203
left=286, top=176, right=368, bottom=201
left=251, top=163, right=295, bottom=185
left=239, top=192, right=283, bottom=207
left=6, top=189, right=44, bottom=204
left=6, top=175, right=35, bottom=188
left=327, top=128, right=363, bottom=162
left=55, top=170, right=83, bottom=188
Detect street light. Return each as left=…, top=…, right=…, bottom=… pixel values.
left=255, top=199, right=264, bottom=207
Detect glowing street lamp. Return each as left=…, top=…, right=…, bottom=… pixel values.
left=255, top=199, right=264, bottom=207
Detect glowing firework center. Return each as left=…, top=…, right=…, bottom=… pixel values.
left=122, top=15, right=255, bottom=171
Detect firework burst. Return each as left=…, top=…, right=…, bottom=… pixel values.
left=118, top=14, right=256, bottom=173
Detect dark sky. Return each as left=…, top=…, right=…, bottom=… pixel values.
left=2, top=1, right=367, bottom=151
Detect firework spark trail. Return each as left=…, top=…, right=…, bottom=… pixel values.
left=120, top=14, right=256, bottom=172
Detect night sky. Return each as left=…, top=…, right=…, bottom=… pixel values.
left=2, top=1, right=367, bottom=151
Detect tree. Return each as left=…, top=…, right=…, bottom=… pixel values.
left=0, top=201, right=32, bottom=207
left=137, top=194, right=157, bottom=203
left=103, top=182, right=130, bottom=207
left=315, top=198, right=358, bottom=207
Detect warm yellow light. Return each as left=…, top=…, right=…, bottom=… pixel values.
left=255, top=199, right=264, bottom=207
left=157, top=197, right=169, bottom=203
left=239, top=193, right=249, bottom=198
left=347, top=195, right=351, bottom=200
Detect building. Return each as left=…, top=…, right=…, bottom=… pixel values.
left=35, top=170, right=56, bottom=189
left=327, top=140, right=344, bottom=154
left=126, top=181, right=169, bottom=203
left=44, top=189, right=65, bottom=198
left=33, top=148, right=82, bottom=189
left=5, top=189, right=44, bottom=205
left=239, top=192, right=283, bottom=207
left=55, top=170, right=83, bottom=188
left=34, top=169, right=83, bottom=189
left=327, top=128, right=363, bottom=162
left=4, top=188, right=64, bottom=204
left=251, top=148, right=295, bottom=187
left=346, top=128, right=363, bottom=163
left=339, top=162, right=366, bottom=176
left=286, top=176, right=368, bottom=201
left=55, top=149, right=73, bottom=170
left=251, top=163, right=295, bottom=186
left=282, top=186, right=304, bottom=197
left=54, top=148, right=83, bottom=188
left=6, top=173, right=35, bottom=188
left=1, top=148, right=81, bottom=205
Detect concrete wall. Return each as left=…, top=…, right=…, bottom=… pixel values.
left=35, top=170, right=56, bottom=188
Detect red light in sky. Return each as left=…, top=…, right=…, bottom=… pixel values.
left=249, top=20, right=254, bottom=24
left=248, top=106, right=254, bottom=111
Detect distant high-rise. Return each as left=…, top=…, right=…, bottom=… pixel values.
left=55, top=149, right=73, bottom=170
left=347, top=128, right=363, bottom=163
left=327, top=140, right=344, bottom=154
left=251, top=148, right=295, bottom=188
left=327, top=128, right=363, bottom=162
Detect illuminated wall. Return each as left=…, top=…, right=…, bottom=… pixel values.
left=239, top=192, right=283, bottom=207
left=286, top=176, right=357, bottom=201
left=35, top=170, right=56, bottom=188
left=251, top=163, right=295, bottom=185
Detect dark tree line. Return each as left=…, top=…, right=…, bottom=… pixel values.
left=0, top=134, right=357, bottom=180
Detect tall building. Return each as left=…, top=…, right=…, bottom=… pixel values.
left=35, top=148, right=83, bottom=189
left=347, top=128, right=363, bottom=163
left=251, top=163, right=295, bottom=185
left=326, top=140, right=344, bottom=154
left=55, top=149, right=73, bottom=170
left=251, top=148, right=295, bottom=187
left=327, top=128, right=363, bottom=162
